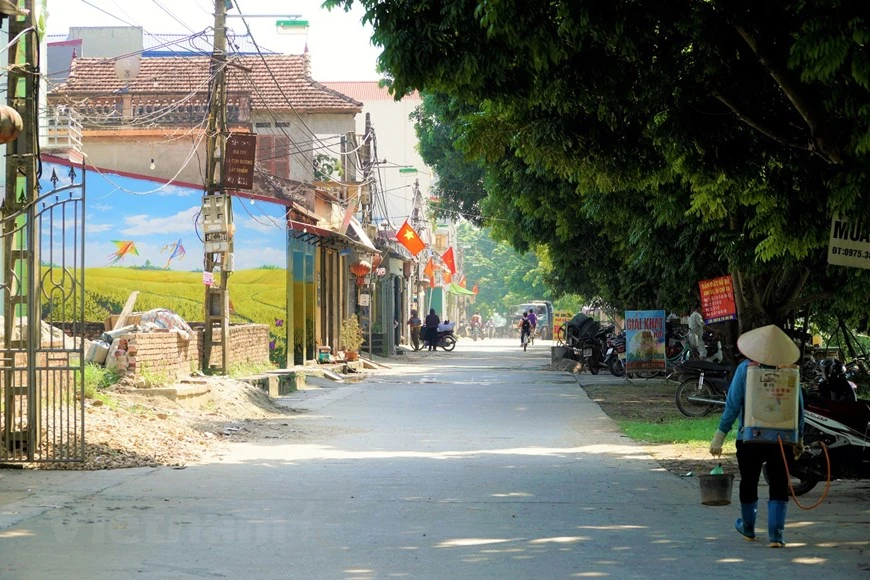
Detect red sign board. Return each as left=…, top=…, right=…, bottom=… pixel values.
left=699, top=275, right=737, bottom=323
left=224, top=134, right=257, bottom=190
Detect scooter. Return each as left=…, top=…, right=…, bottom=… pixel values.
left=762, top=393, right=870, bottom=495
left=604, top=333, right=626, bottom=377
left=672, top=360, right=735, bottom=417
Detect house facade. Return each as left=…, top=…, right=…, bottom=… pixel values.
left=46, top=30, right=375, bottom=366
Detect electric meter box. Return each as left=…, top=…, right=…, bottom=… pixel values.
left=202, top=195, right=229, bottom=234
left=743, top=365, right=800, bottom=444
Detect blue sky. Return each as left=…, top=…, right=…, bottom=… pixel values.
left=41, top=160, right=288, bottom=270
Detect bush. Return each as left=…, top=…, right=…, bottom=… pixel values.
left=340, top=315, right=364, bottom=352
left=84, top=364, right=121, bottom=399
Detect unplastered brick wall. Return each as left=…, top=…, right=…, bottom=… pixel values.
left=190, top=324, right=270, bottom=369
left=110, top=331, right=194, bottom=383
left=107, top=324, right=269, bottom=384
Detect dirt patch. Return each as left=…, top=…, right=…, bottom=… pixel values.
left=582, top=379, right=739, bottom=476
left=33, top=376, right=328, bottom=470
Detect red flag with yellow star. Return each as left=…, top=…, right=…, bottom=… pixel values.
left=472, top=282, right=479, bottom=294
left=396, top=220, right=425, bottom=256
left=441, top=247, right=457, bottom=274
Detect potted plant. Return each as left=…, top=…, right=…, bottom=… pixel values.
left=340, top=314, right=365, bottom=361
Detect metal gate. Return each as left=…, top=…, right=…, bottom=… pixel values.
left=1, top=165, right=86, bottom=462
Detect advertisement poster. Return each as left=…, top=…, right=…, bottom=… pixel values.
left=828, top=215, right=870, bottom=270
left=698, top=275, right=737, bottom=323
left=624, top=310, right=666, bottom=372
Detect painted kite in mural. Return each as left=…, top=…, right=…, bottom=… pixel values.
left=107, top=240, right=139, bottom=265
left=161, top=238, right=186, bottom=269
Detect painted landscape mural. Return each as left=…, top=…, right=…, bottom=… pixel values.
left=41, top=159, right=291, bottom=365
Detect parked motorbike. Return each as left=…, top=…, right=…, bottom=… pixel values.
left=604, top=333, right=627, bottom=377
left=435, top=328, right=457, bottom=351
left=763, top=393, right=870, bottom=495
left=672, top=360, right=735, bottom=417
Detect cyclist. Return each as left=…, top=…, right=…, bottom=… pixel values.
left=519, top=312, right=532, bottom=350
left=527, top=309, right=538, bottom=344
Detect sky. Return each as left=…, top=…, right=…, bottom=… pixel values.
left=42, top=160, right=289, bottom=271
left=45, top=0, right=382, bottom=81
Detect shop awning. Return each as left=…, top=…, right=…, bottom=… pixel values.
left=346, top=217, right=377, bottom=252
left=446, top=282, right=476, bottom=296
left=287, top=218, right=376, bottom=253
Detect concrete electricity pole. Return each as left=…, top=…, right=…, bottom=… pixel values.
left=201, top=0, right=233, bottom=373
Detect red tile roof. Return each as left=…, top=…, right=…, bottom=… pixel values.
left=52, top=55, right=362, bottom=114
left=323, top=81, right=421, bottom=102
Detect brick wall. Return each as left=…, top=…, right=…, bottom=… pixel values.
left=106, top=324, right=270, bottom=384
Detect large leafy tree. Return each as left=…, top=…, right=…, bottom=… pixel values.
left=329, top=0, right=870, bottom=332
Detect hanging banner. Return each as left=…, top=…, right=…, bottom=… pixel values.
left=698, top=275, right=737, bottom=323
left=224, top=134, right=257, bottom=190
left=624, top=310, right=666, bottom=372
left=828, top=215, right=870, bottom=269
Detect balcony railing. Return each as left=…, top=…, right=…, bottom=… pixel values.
left=41, top=107, right=83, bottom=152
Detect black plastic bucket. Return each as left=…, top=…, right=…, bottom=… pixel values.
left=698, top=473, right=734, bottom=506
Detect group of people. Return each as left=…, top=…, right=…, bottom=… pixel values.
left=407, top=309, right=454, bottom=351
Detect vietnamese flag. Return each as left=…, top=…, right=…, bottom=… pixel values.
left=472, top=282, right=479, bottom=294
left=423, top=258, right=435, bottom=279
left=441, top=246, right=457, bottom=274
left=458, top=276, right=467, bottom=288
left=443, top=270, right=453, bottom=284
left=396, top=220, right=425, bottom=256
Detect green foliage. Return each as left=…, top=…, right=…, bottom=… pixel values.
left=335, top=0, right=870, bottom=331
left=84, top=363, right=121, bottom=399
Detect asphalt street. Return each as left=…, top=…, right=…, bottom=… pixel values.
left=0, top=337, right=867, bottom=579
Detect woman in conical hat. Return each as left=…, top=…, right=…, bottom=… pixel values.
left=709, top=324, right=804, bottom=548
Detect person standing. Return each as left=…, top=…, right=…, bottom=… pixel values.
left=407, top=309, right=422, bottom=351
left=709, top=324, right=804, bottom=548
left=424, top=308, right=440, bottom=352
left=688, top=304, right=707, bottom=358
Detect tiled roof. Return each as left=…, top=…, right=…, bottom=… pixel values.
left=323, top=81, right=421, bottom=102
left=52, top=55, right=362, bottom=114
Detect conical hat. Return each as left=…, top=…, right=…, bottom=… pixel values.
left=737, top=325, right=800, bottom=366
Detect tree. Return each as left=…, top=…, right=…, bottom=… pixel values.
left=329, top=0, right=870, bottom=332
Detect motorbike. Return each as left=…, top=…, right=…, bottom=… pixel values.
left=571, top=324, right=614, bottom=375
left=469, top=324, right=484, bottom=341
left=672, top=360, right=735, bottom=417
left=604, top=332, right=627, bottom=377
left=777, top=393, right=870, bottom=495
left=434, top=328, right=457, bottom=351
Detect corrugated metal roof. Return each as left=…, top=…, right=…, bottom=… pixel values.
left=52, top=55, right=362, bottom=114
left=323, top=81, right=421, bottom=102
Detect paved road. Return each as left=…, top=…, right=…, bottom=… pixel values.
left=1, top=338, right=867, bottom=578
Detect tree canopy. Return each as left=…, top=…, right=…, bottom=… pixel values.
left=328, top=0, right=870, bottom=332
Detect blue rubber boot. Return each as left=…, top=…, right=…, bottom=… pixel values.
left=735, top=502, right=757, bottom=540
left=768, top=500, right=788, bottom=548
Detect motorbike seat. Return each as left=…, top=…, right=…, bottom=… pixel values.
left=678, top=360, right=734, bottom=376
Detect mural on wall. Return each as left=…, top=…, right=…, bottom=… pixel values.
left=41, top=160, right=288, bottom=271
left=41, top=158, right=292, bottom=364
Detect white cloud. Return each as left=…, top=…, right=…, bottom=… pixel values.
left=87, top=223, right=113, bottom=233
left=232, top=245, right=285, bottom=270
left=120, top=206, right=200, bottom=235
left=91, top=203, right=113, bottom=212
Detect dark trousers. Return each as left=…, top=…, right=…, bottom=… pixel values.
left=736, top=440, right=793, bottom=503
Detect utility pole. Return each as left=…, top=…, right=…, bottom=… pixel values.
left=201, top=0, right=233, bottom=373
left=359, top=114, right=373, bottom=358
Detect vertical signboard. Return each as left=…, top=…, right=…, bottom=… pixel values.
left=624, top=310, right=666, bottom=373
left=224, top=134, right=257, bottom=190
left=698, top=275, right=737, bottom=323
